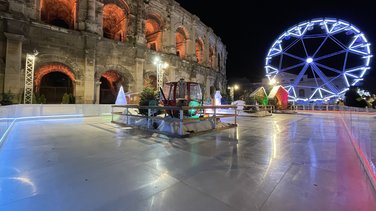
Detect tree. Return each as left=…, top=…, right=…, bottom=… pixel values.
left=138, top=87, right=159, bottom=115
left=62, top=93, right=70, bottom=104
left=1, top=90, right=13, bottom=105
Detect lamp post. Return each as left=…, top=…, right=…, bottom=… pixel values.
left=228, top=84, right=239, bottom=102
left=153, top=56, right=169, bottom=97
left=24, top=49, right=38, bottom=104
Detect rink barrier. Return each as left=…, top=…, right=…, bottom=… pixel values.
left=111, top=104, right=238, bottom=137
left=0, top=104, right=112, bottom=147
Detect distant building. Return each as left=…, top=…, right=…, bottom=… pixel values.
left=0, top=0, right=227, bottom=104
left=244, top=72, right=346, bottom=102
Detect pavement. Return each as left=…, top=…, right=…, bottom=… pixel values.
left=0, top=113, right=375, bottom=210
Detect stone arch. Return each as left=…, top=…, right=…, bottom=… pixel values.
left=102, top=0, right=130, bottom=41
left=145, top=13, right=163, bottom=51
left=195, top=38, right=204, bottom=64
left=96, top=64, right=134, bottom=90
left=35, top=54, right=80, bottom=78
left=40, top=0, right=77, bottom=29
left=34, top=63, right=75, bottom=92
left=143, top=72, right=157, bottom=89
left=34, top=63, right=75, bottom=103
left=144, top=69, right=169, bottom=88
left=176, top=26, right=189, bottom=59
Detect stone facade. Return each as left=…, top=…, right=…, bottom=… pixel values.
left=0, top=0, right=227, bottom=104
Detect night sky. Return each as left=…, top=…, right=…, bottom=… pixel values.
left=175, top=0, right=376, bottom=93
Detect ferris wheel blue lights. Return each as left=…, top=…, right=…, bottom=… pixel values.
left=265, top=18, right=373, bottom=101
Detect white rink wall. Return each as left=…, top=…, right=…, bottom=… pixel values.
left=0, top=104, right=112, bottom=146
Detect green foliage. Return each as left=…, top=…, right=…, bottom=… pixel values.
left=139, top=87, right=159, bottom=115
left=40, top=94, right=46, bottom=104
left=32, top=93, right=47, bottom=104
left=69, top=93, right=75, bottom=104
left=62, top=93, right=70, bottom=104
left=1, top=90, right=14, bottom=105
left=245, top=95, right=268, bottom=106
left=62, top=93, right=75, bottom=104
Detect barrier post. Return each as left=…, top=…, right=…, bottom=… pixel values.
left=179, top=109, right=184, bottom=135
left=147, top=108, right=151, bottom=129
left=126, top=107, right=129, bottom=125
left=213, top=106, right=217, bottom=129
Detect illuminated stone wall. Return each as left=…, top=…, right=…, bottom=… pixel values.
left=0, top=0, right=227, bottom=103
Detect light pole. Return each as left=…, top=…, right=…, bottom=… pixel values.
left=228, top=84, right=239, bottom=102
left=24, top=49, right=38, bottom=104
left=153, top=56, right=169, bottom=93
left=233, top=84, right=239, bottom=101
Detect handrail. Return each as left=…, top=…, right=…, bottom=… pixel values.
left=111, top=104, right=238, bottom=136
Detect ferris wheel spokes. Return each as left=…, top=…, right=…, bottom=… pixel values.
left=265, top=18, right=372, bottom=101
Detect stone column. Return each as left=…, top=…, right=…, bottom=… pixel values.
left=206, top=77, right=210, bottom=100
left=87, top=0, right=96, bottom=21
left=77, top=0, right=88, bottom=30
left=85, top=0, right=97, bottom=33
left=162, top=4, right=176, bottom=54
left=84, top=36, right=96, bottom=104
left=168, top=65, right=176, bottom=82
left=203, top=29, right=210, bottom=66
left=94, top=81, right=101, bottom=104
left=134, top=1, right=146, bottom=45
left=187, top=18, right=197, bottom=61
left=96, top=2, right=104, bottom=36
left=185, top=38, right=194, bottom=61
left=83, top=65, right=95, bottom=104
left=134, top=58, right=145, bottom=92
left=74, top=80, right=85, bottom=103
left=4, top=33, right=24, bottom=103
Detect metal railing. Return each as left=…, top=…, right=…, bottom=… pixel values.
left=339, top=106, right=376, bottom=190
left=242, top=105, right=274, bottom=113
left=111, top=104, right=238, bottom=136
left=293, top=104, right=376, bottom=112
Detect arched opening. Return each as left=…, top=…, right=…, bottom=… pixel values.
left=40, top=0, right=76, bottom=29
left=176, top=27, right=188, bottom=59
left=145, top=15, right=162, bottom=51
left=143, top=74, right=157, bottom=89
left=195, top=38, right=204, bottom=64
left=100, top=70, right=124, bottom=104
left=209, top=47, right=215, bottom=68
left=39, top=72, right=73, bottom=103
left=103, top=3, right=127, bottom=41
left=34, top=64, right=76, bottom=104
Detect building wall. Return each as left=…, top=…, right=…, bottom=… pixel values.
left=0, top=0, right=227, bottom=103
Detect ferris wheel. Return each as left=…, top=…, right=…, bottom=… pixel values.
left=265, top=18, right=372, bottom=101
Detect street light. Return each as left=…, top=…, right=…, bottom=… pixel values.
left=228, top=84, right=239, bottom=102
left=153, top=56, right=169, bottom=96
